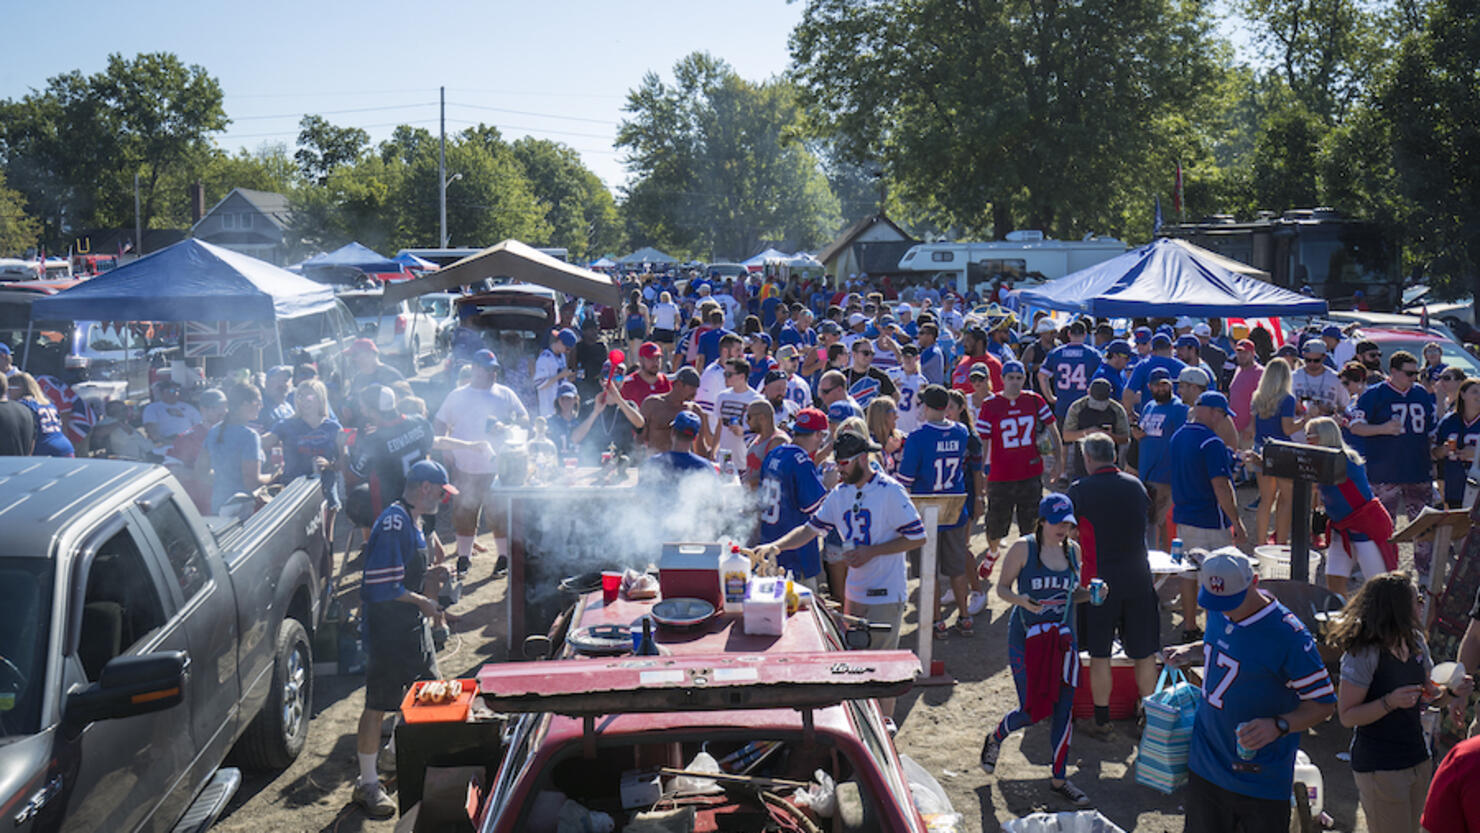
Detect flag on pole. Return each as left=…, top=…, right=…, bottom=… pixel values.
left=1154, top=196, right=1164, bottom=233
left=1173, top=161, right=1184, bottom=216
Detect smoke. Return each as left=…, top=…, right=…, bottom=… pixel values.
left=514, top=468, right=763, bottom=609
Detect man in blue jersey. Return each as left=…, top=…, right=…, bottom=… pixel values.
left=1038, top=320, right=1101, bottom=424
left=1175, top=335, right=1220, bottom=392
left=1090, top=340, right=1133, bottom=402
left=1122, top=333, right=1187, bottom=415
left=1164, top=550, right=1336, bottom=833
left=916, top=323, right=947, bottom=385
left=354, top=460, right=456, bottom=818
left=1132, top=368, right=1185, bottom=549
left=1350, top=350, right=1440, bottom=580
left=1169, top=391, right=1248, bottom=641
left=895, top=385, right=975, bottom=637
left=758, top=407, right=829, bottom=583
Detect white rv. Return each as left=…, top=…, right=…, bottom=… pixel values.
left=896, top=231, right=1126, bottom=294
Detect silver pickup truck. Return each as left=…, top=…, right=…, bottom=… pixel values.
left=0, top=458, right=331, bottom=833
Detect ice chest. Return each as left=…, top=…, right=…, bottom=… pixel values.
left=743, top=577, right=786, bottom=636
left=659, top=542, right=724, bottom=609
left=1071, top=651, right=1142, bottom=720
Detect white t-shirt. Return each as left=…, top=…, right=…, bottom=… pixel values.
left=889, top=369, right=929, bottom=434
left=696, top=360, right=728, bottom=430
left=714, top=387, right=764, bottom=469
left=434, top=383, right=529, bottom=474
left=533, top=348, right=565, bottom=415
left=808, top=471, right=925, bottom=603
left=652, top=302, right=681, bottom=331
left=714, top=294, right=741, bottom=330
left=142, top=400, right=201, bottom=440
left=1292, top=366, right=1350, bottom=414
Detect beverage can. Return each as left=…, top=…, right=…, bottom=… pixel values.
left=1088, top=578, right=1108, bottom=606
left=1235, top=721, right=1257, bottom=760
left=1170, top=537, right=1184, bottom=563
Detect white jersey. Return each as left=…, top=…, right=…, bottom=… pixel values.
left=652, top=301, right=681, bottom=331
left=715, top=294, right=741, bottom=329
left=696, top=360, right=728, bottom=430
left=533, top=348, right=565, bottom=415
left=888, top=369, right=930, bottom=434
left=714, top=387, right=764, bottom=470
left=807, top=471, right=926, bottom=604
left=785, top=373, right=813, bottom=412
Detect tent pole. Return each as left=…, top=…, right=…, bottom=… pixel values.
left=21, top=320, right=34, bottom=371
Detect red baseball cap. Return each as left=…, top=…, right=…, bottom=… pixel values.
left=349, top=338, right=378, bottom=354
left=1235, top=339, right=1257, bottom=352
left=638, top=341, right=661, bottom=359
left=792, top=407, right=828, bottom=435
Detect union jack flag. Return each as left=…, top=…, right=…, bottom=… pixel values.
left=185, top=320, right=271, bottom=357
left=36, top=375, right=94, bottom=446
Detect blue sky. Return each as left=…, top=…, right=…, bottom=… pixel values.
left=0, top=0, right=806, bottom=189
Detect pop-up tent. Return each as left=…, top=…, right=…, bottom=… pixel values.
left=382, top=238, right=620, bottom=307
left=617, top=246, right=677, bottom=266
left=301, top=242, right=403, bottom=274
left=742, top=247, right=791, bottom=268
left=588, top=256, right=617, bottom=269
left=31, top=239, right=336, bottom=322
left=1016, top=237, right=1327, bottom=318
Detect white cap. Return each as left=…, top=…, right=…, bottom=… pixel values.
left=1175, top=316, right=1196, bottom=330
left=1035, top=318, right=1057, bottom=334
left=895, top=304, right=911, bottom=316
left=1177, top=366, right=1211, bottom=387
left=848, top=312, right=867, bottom=326
left=1192, top=322, right=1212, bottom=337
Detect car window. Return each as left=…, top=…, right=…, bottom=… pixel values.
left=340, top=295, right=383, bottom=318
left=78, top=528, right=167, bottom=681
left=0, top=557, right=54, bottom=736
left=143, top=500, right=210, bottom=600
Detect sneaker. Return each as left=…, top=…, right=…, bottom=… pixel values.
left=352, top=782, right=396, bottom=819
left=933, top=621, right=950, bottom=640
left=939, top=586, right=954, bottom=605
left=978, top=556, right=997, bottom=580
left=492, top=555, right=509, bottom=577
left=376, top=742, right=396, bottom=774
left=956, top=615, right=974, bottom=637
left=1081, top=720, right=1116, bottom=742
left=456, top=555, right=471, bottom=576
left=979, top=734, right=1002, bottom=775
left=967, top=590, right=988, bottom=616
left=1050, top=779, right=1092, bottom=807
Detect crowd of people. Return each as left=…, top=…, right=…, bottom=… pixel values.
left=8, top=264, right=1480, bottom=830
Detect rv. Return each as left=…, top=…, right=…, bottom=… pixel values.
left=896, top=231, right=1127, bottom=294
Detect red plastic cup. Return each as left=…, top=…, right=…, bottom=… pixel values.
left=601, top=571, right=622, bottom=604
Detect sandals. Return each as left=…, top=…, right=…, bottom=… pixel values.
left=956, top=615, right=975, bottom=637
left=933, top=621, right=950, bottom=640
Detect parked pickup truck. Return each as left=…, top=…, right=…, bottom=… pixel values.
left=0, top=458, right=331, bottom=833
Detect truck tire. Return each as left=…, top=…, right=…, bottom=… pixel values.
left=233, top=618, right=312, bottom=770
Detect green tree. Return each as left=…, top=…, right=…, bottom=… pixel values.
left=0, top=52, right=227, bottom=243
left=1235, top=0, right=1386, bottom=126
left=295, top=115, right=369, bottom=185
left=790, top=0, right=1227, bottom=240
left=0, top=170, right=40, bottom=255
left=617, top=53, right=840, bottom=260
left=510, top=137, right=623, bottom=260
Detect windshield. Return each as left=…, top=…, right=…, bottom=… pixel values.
left=339, top=295, right=384, bottom=319
left=420, top=297, right=451, bottom=318
left=1379, top=339, right=1480, bottom=376
left=0, top=558, right=53, bottom=738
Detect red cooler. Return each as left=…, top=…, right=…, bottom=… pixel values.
left=658, top=542, right=724, bottom=610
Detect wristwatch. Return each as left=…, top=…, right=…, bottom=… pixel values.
left=1274, top=716, right=1291, bottom=736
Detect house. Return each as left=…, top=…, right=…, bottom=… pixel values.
left=817, top=214, right=916, bottom=285
left=190, top=188, right=292, bottom=265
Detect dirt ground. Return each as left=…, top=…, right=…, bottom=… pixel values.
left=214, top=485, right=1376, bottom=833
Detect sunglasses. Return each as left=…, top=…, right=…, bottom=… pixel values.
left=856, top=350, right=874, bottom=357
left=1304, top=357, right=1324, bottom=363
left=820, top=385, right=840, bottom=395
left=1395, top=367, right=1418, bottom=377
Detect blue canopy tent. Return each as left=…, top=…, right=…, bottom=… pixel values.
left=393, top=251, right=438, bottom=271
left=1016, top=237, right=1328, bottom=318
left=301, top=241, right=404, bottom=274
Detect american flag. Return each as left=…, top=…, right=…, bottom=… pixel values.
left=1227, top=316, right=1286, bottom=346
left=185, top=320, right=271, bottom=357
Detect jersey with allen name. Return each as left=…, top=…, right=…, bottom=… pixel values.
left=975, top=392, right=1055, bottom=482
left=895, top=420, right=970, bottom=528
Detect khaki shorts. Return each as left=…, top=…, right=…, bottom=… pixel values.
left=844, top=600, right=904, bottom=650
left=910, top=523, right=970, bottom=578
left=1178, top=524, right=1233, bottom=578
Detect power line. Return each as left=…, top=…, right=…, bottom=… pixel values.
left=228, top=87, right=432, bottom=99
left=230, top=102, right=436, bottom=121
left=215, top=119, right=441, bottom=141
left=451, top=87, right=627, bottom=101
left=443, top=118, right=614, bottom=141
left=448, top=101, right=618, bottom=125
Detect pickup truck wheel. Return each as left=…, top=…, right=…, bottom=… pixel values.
left=234, top=618, right=312, bottom=770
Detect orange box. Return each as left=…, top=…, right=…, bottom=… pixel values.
left=400, top=679, right=477, bottom=724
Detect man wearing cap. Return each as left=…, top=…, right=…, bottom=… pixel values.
left=758, top=407, right=830, bottom=584
left=1131, top=326, right=1154, bottom=363
left=897, top=384, right=977, bottom=637
left=939, top=294, right=964, bottom=333
left=1123, top=333, right=1187, bottom=416
left=1228, top=338, right=1264, bottom=438
left=434, top=349, right=528, bottom=571
left=548, top=382, right=584, bottom=457
left=347, top=338, right=404, bottom=412
left=1193, top=322, right=1231, bottom=390
left=1022, top=317, right=1061, bottom=398
left=1132, top=367, right=1186, bottom=548
left=1061, top=378, right=1129, bottom=480
left=534, top=328, right=579, bottom=416
left=1177, top=366, right=1236, bottom=447
left=1174, top=335, right=1219, bottom=393
left=261, top=365, right=296, bottom=425
left=1169, top=391, right=1248, bottom=640
left=1325, top=324, right=1356, bottom=368
left=888, top=343, right=929, bottom=435
left=353, top=460, right=458, bottom=819
left=977, top=360, right=1064, bottom=565
left=638, top=411, right=716, bottom=484
left=1039, top=320, right=1102, bottom=425
left=1068, top=433, right=1159, bottom=741
left=142, top=378, right=202, bottom=448
left=573, top=319, right=610, bottom=400
left=773, top=345, right=812, bottom=412
left=1164, top=550, right=1336, bottom=833
left=0, top=342, right=15, bottom=379
left=1291, top=338, right=1349, bottom=419
left=348, top=385, right=437, bottom=520
left=1090, top=340, right=1132, bottom=402
left=620, top=341, right=672, bottom=406
left=759, top=369, right=797, bottom=426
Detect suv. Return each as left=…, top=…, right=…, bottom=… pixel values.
left=338, top=289, right=439, bottom=373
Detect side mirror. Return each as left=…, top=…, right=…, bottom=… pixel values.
left=66, top=651, right=188, bottom=726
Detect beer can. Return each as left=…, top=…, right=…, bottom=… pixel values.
left=1088, top=578, right=1108, bottom=606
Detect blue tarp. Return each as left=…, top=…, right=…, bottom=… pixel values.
left=1016, top=238, right=1328, bottom=318
left=302, top=242, right=404, bottom=274
left=32, top=239, right=336, bottom=322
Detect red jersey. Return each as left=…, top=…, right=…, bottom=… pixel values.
left=975, top=391, right=1054, bottom=482
left=951, top=354, right=1003, bottom=395
left=620, top=373, right=672, bottom=406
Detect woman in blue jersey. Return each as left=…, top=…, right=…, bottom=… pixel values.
left=622, top=290, right=650, bottom=361
left=1306, top=417, right=1397, bottom=594
left=8, top=372, right=74, bottom=457
left=1244, top=358, right=1301, bottom=545
left=1432, top=377, right=1480, bottom=508
left=980, top=493, right=1092, bottom=808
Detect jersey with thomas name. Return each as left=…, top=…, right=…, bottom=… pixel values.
left=1041, top=342, right=1101, bottom=421
left=759, top=444, right=828, bottom=578
left=1189, top=598, right=1336, bottom=801
left=975, top=391, right=1055, bottom=482
left=895, top=420, right=970, bottom=528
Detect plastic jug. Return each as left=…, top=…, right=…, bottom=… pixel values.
left=721, top=544, right=751, bottom=609
left=1292, top=749, right=1324, bottom=816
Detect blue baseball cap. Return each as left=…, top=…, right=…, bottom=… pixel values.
left=472, top=348, right=500, bottom=369
left=1105, top=340, right=1132, bottom=357
left=557, top=328, right=580, bottom=348
left=671, top=410, right=702, bottom=436
left=1156, top=324, right=1175, bottom=339
left=0, top=342, right=11, bottom=356
left=406, top=460, right=458, bottom=495
left=1151, top=333, right=1173, bottom=350
left=1001, top=360, right=1026, bottom=377
left=1196, top=390, right=1235, bottom=417
left=556, top=381, right=579, bottom=400
left=827, top=399, right=862, bottom=422
left=1148, top=367, right=1172, bottom=384
left=1175, top=334, right=1200, bottom=350
left=1039, top=492, right=1077, bottom=526
left=1133, top=326, right=1152, bottom=344
left=1321, top=325, right=1343, bottom=339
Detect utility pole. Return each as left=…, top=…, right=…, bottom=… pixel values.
left=438, top=85, right=447, bottom=248
left=133, top=172, right=143, bottom=256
